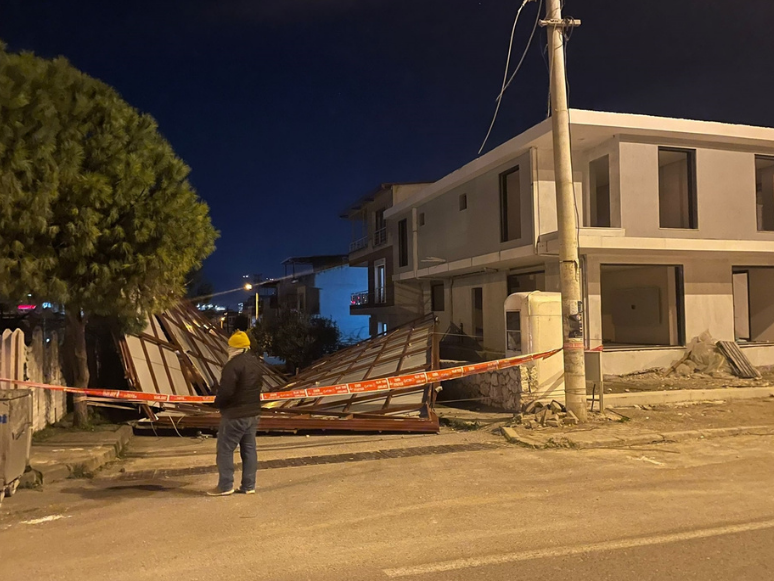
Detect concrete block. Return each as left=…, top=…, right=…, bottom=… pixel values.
left=501, top=427, right=545, bottom=449
left=618, top=433, right=664, bottom=447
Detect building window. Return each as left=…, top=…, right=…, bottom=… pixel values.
left=374, top=208, right=387, bottom=246
left=733, top=266, right=774, bottom=343
left=431, top=283, right=445, bottom=312
left=600, top=264, right=685, bottom=347
left=658, top=148, right=697, bottom=229
left=419, top=212, right=425, bottom=226
left=588, top=155, right=611, bottom=227
left=374, top=259, right=386, bottom=304
left=459, top=193, right=467, bottom=211
left=472, top=287, right=484, bottom=340
left=755, top=156, right=774, bottom=231
left=507, top=271, right=545, bottom=295
left=500, top=166, right=522, bottom=242
left=398, top=219, right=408, bottom=267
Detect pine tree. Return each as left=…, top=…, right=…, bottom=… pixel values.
left=0, top=44, right=218, bottom=425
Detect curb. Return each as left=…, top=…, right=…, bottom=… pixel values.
left=503, top=424, right=774, bottom=450
left=29, top=425, right=134, bottom=485
left=97, top=441, right=505, bottom=481
left=600, top=387, right=774, bottom=407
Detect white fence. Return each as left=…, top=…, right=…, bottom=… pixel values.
left=0, top=328, right=67, bottom=432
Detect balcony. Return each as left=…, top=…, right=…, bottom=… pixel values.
left=349, top=236, right=369, bottom=253
left=373, top=227, right=387, bottom=247
left=350, top=290, right=370, bottom=307
left=350, top=288, right=389, bottom=309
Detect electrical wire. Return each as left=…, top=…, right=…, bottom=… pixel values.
left=498, top=0, right=544, bottom=101
left=478, top=0, right=537, bottom=155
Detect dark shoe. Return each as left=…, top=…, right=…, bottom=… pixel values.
left=206, top=487, right=235, bottom=497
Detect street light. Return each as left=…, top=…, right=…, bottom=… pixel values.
left=188, top=283, right=255, bottom=302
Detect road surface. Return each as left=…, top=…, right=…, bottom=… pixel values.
left=2, top=434, right=774, bottom=580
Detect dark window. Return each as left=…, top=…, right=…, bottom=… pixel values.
left=507, top=271, right=546, bottom=295
left=431, top=284, right=445, bottom=312
left=755, top=156, right=774, bottom=231
left=472, top=287, right=483, bottom=340
left=658, top=148, right=697, bottom=229
left=398, top=219, right=408, bottom=267
left=374, top=208, right=387, bottom=245
left=500, top=166, right=522, bottom=241
left=600, top=264, right=685, bottom=347
left=589, top=155, right=611, bottom=227
left=732, top=266, right=774, bottom=343
left=506, top=311, right=521, bottom=352
left=419, top=212, right=425, bottom=226
left=459, top=194, right=467, bottom=211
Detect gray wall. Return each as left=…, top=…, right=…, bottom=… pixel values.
left=619, top=142, right=773, bottom=241
left=393, top=152, right=534, bottom=276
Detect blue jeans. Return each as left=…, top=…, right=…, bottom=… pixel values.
left=216, top=416, right=258, bottom=491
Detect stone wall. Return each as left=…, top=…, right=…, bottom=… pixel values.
left=439, top=361, right=537, bottom=412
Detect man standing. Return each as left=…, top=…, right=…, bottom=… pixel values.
left=207, top=329, right=264, bottom=496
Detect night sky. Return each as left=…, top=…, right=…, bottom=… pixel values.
left=3, top=0, right=774, bottom=298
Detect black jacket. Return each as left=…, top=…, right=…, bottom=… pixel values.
left=214, top=351, right=264, bottom=419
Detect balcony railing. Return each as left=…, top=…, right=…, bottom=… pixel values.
left=349, top=236, right=369, bottom=253
left=373, top=227, right=387, bottom=247
left=350, top=290, right=370, bottom=306
left=350, top=288, right=388, bottom=308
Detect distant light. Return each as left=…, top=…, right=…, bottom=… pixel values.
left=244, top=283, right=253, bottom=291
left=42, top=302, right=53, bottom=309
left=18, top=305, right=35, bottom=311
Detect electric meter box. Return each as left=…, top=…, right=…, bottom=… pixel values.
left=504, top=291, right=564, bottom=400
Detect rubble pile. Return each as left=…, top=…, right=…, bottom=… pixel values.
left=512, top=400, right=579, bottom=430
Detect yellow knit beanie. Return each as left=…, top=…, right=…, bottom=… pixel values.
left=228, top=330, right=251, bottom=350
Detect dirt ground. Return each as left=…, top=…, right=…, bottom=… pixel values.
left=561, top=397, right=774, bottom=436
left=602, top=369, right=774, bottom=393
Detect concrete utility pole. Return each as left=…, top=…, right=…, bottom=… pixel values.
left=542, top=0, right=587, bottom=421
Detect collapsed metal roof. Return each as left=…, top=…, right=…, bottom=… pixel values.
left=112, top=305, right=439, bottom=433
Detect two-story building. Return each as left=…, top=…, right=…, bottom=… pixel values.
left=342, top=183, right=431, bottom=335
left=258, top=255, right=368, bottom=343
left=385, top=110, right=774, bottom=376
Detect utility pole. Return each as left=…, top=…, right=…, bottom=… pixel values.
left=541, top=0, right=587, bottom=421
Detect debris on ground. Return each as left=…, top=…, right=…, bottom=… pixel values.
left=603, top=332, right=772, bottom=393
left=511, top=400, right=579, bottom=430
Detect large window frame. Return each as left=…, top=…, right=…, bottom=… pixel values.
left=398, top=219, right=408, bottom=267
left=658, top=147, right=697, bottom=230
left=499, top=166, right=522, bottom=242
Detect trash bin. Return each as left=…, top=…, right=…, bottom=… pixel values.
left=0, top=389, right=33, bottom=504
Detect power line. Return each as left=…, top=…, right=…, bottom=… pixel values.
left=478, top=0, right=539, bottom=155
left=498, top=0, right=544, bottom=101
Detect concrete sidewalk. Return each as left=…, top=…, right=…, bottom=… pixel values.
left=27, top=425, right=133, bottom=486
left=96, top=429, right=505, bottom=481
left=503, top=397, right=774, bottom=449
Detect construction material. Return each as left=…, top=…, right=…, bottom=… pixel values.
left=116, top=303, right=286, bottom=398
left=513, top=399, right=577, bottom=429
left=716, top=341, right=762, bottom=379
left=2, top=322, right=561, bottom=433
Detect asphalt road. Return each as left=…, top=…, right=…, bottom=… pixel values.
left=2, top=434, right=774, bottom=581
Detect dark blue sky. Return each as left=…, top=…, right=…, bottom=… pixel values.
left=3, top=0, right=774, bottom=295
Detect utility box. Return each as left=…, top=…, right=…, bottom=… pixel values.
left=504, top=292, right=564, bottom=401
left=0, top=389, right=33, bottom=503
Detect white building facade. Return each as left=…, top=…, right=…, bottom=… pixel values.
left=385, top=110, right=774, bottom=376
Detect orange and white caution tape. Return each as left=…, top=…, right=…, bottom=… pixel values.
left=0, top=347, right=561, bottom=405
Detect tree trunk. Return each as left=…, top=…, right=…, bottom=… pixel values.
left=65, top=307, right=90, bottom=427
